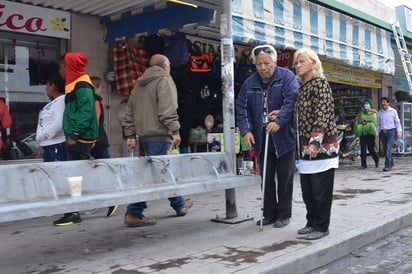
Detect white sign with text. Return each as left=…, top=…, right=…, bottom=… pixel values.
left=0, top=1, right=70, bottom=39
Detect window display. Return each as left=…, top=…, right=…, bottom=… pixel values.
left=394, top=102, right=412, bottom=155
left=331, top=83, right=370, bottom=124
left=0, top=31, right=60, bottom=160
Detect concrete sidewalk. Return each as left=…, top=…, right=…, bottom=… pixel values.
left=1, top=156, right=412, bottom=274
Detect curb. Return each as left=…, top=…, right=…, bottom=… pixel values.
left=236, top=205, right=412, bottom=274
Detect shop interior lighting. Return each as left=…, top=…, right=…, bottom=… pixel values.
left=168, top=0, right=198, bottom=8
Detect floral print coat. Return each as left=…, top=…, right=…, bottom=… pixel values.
left=296, top=77, right=339, bottom=160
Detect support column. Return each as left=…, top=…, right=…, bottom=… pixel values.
left=212, top=0, right=252, bottom=224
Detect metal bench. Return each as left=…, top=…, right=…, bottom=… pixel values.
left=0, top=152, right=260, bottom=223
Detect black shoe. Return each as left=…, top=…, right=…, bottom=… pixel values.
left=297, top=226, right=314, bottom=235
left=53, top=213, right=81, bottom=226
left=256, top=217, right=276, bottom=226
left=273, top=218, right=290, bottom=228
left=297, top=230, right=329, bottom=240
left=106, top=205, right=118, bottom=217
left=375, top=159, right=379, bottom=168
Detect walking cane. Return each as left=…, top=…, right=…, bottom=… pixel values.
left=259, top=91, right=270, bottom=231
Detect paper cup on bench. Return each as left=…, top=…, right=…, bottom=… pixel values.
left=67, top=176, right=83, bottom=197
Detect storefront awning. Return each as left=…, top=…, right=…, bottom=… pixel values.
left=105, top=4, right=215, bottom=42
left=232, top=0, right=395, bottom=75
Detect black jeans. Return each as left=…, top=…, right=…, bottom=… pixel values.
left=259, top=137, right=295, bottom=220
left=65, top=141, right=93, bottom=216
left=67, top=142, right=93, bottom=160
left=300, top=168, right=335, bottom=232
left=360, top=134, right=379, bottom=168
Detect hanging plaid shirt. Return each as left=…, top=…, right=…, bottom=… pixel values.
left=112, top=40, right=149, bottom=96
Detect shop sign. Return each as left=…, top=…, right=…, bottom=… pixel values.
left=0, top=1, right=70, bottom=39
left=276, top=49, right=294, bottom=68
left=323, top=62, right=382, bottom=89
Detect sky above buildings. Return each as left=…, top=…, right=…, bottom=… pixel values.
left=376, top=0, right=411, bottom=8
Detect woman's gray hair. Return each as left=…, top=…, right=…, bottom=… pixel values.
left=251, top=44, right=277, bottom=64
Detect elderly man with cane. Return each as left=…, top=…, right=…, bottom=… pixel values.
left=236, top=45, right=299, bottom=230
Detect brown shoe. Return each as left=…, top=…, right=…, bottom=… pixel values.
left=176, top=198, right=193, bottom=217
left=124, top=214, right=156, bottom=227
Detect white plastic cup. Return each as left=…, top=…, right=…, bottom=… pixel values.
left=67, top=176, right=83, bottom=196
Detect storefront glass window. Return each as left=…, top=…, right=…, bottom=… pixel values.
left=0, top=31, right=60, bottom=160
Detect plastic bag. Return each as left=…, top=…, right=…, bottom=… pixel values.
left=167, top=143, right=180, bottom=155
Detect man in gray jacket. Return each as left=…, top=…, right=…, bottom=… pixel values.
left=123, top=54, right=192, bottom=227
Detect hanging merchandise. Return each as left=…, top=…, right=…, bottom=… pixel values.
left=112, top=39, right=149, bottom=96
left=209, top=57, right=221, bottom=79
left=164, top=31, right=189, bottom=67
left=189, top=53, right=212, bottom=72
left=234, top=48, right=255, bottom=82
left=143, top=33, right=164, bottom=58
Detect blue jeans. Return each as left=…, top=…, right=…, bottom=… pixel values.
left=380, top=129, right=396, bottom=169
left=43, top=142, right=67, bottom=162
left=127, top=141, right=185, bottom=218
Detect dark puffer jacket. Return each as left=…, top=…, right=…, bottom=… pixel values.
left=236, top=66, right=300, bottom=157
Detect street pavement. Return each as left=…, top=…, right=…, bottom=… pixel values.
left=1, top=156, right=412, bottom=274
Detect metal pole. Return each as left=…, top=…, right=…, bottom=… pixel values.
left=221, top=0, right=237, bottom=219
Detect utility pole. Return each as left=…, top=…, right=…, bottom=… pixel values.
left=220, top=0, right=238, bottom=220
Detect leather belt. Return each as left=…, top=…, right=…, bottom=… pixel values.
left=381, top=128, right=396, bottom=133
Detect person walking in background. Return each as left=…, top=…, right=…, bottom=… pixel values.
left=376, top=97, right=402, bottom=172
left=35, top=73, right=67, bottom=162
left=236, top=44, right=299, bottom=228
left=53, top=52, right=99, bottom=226
left=90, top=76, right=118, bottom=217
left=0, top=97, right=12, bottom=157
left=122, top=54, right=192, bottom=227
left=354, top=98, right=379, bottom=169
left=294, top=48, right=339, bottom=240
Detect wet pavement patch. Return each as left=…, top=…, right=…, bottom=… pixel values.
left=333, top=194, right=356, bottom=200
left=260, top=240, right=310, bottom=252
left=148, top=257, right=191, bottom=271
left=33, top=265, right=65, bottom=274
left=337, top=189, right=381, bottom=195
left=380, top=200, right=410, bottom=205
left=333, top=188, right=381, bottom=200
left=203, top=247, right=264, bottom=265
left=112, top=269, right=145, bottom=274
left=391, top=172, right=408, bottom=175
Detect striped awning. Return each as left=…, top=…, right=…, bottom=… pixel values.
left=232, top=0, right=395, bottom=75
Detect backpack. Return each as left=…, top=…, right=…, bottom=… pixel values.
left=163, top=32, right=189, bottom=67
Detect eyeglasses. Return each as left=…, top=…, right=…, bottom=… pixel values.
left=253, top=46, right=273, bottom=56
